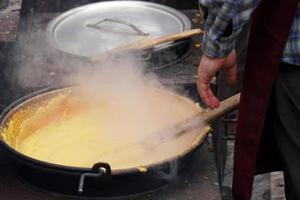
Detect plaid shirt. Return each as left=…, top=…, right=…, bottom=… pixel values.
left=282, top=7, right=300, bottom=65
left=200, top=0, right=300, bottom=65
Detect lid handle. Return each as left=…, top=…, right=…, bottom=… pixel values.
left=86, top=18, right=150, bottom=36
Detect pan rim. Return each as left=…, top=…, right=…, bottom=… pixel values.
left=0, top=86, right=209, bottom=175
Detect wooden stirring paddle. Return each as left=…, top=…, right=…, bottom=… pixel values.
left=90, top=28, right=204, bottom=63
left=100, top=93, right=241, bottom=158
left=142, top=93, right=241, bottom=149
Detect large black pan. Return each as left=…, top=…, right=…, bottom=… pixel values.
left=0, top=87, right=210, bottom=198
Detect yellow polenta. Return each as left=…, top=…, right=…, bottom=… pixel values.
left=1, top=87, right=208, bottom=170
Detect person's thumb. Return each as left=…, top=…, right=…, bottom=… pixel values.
left=223, top=50, right=237, bottom=85
left=224, top=63, right=237, bottom=85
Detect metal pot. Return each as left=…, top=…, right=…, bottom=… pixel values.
left=45, top=1, right=193, bottom=70
left=0, top=87, right=209, bottom=198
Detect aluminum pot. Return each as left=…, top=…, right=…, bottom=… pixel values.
left=45, top=1, right=193, bottom=70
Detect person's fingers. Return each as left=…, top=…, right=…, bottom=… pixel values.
left=197, top=49, right=238, bottom=109
left=197, top=74, right=221, bottom=109
left=208, top=89, right=220, bottom=109
left=197, top=84, right=219, bottom=109
left=197, top=54, right=226, bottom=108
left=197, top=58, right=212, bottom=107
left=197, top=78, right=212, bottom=108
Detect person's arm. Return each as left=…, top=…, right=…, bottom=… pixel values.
left=199, top=0, right=260, bottom=57
left=197, top=0, right=260, bottom=108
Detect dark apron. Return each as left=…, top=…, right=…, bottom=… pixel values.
left=232, top=0, right=300, bottom=199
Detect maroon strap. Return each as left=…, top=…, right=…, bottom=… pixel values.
left=232, top=0, right=299, bottom=199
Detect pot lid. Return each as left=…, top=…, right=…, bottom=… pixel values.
left=45, top=1, right=191, bottom=57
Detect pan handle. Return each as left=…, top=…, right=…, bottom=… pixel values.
left=78, top=162, right=111, bottom=194
left=86, top=18, right=150, bottom=36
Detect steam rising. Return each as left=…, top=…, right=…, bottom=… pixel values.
left=10, top=28, right=202, bottom=179
left=12, top=28, right=169, bottom=90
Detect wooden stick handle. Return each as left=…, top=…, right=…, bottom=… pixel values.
left=150, top=93, right=241, bottom=140
left=128, top=28, right=204, bottom=50
left=91, top=28, right=204, bottom=62
left=201, top=93, right=241, bottom=123
left=103, top=93, right=240, bottom=154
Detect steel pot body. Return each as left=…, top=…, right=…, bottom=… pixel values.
left=45, top=1, right=193, bottom=70
left=0, top=87, right=208, bottom=197
left=6, top=147, right=196, bottom=197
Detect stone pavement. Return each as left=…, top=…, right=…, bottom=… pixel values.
left=221, top=141, right=286, bottom=200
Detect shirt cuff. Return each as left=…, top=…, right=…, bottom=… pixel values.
left=201, top=33, right=235, bottom=58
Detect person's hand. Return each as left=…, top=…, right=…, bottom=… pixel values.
left=197, top=49, right=237, bottom=109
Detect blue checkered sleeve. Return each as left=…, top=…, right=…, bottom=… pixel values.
left=199, top=0, right=261, bottom=58
left=282, top=5, right=300, bottom=65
